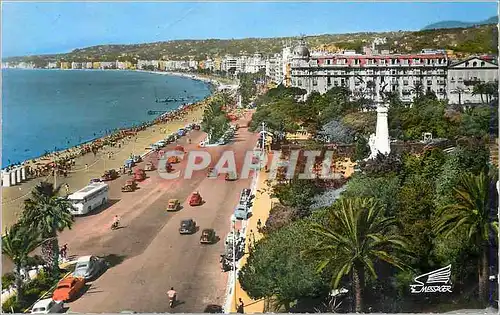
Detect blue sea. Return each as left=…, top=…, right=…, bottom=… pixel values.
left=1, top=69, right=212, bottom=167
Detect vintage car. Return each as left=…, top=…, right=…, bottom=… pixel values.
left=167, top=156, right=180, bottom=164
left=234, top=205, right=250, bottom=220
left=177, top=128, right=186, bottom=137
left=89, top=178, right=101, bottom=184
left=167, top=199, right=181, bottom=211
left=30, top=298, right=64, bottom=314
left=131, top=155, right=142, bottom=163
left=225, top=172, right=238, bottom=181
left=174, top=145, right=184, bottom=152
left=238, top=188, right=252, bottom=208
left=72, top=255, right=107, bottom=281
left=52, top=277, right=85, bottom=302
left=144, top=162, right=155, bottom=171
left=133, top=168, right=146, bottom=181
left=189, top=191, right=203, bottom=206
left=124, top=159, right=135, bottom=169
left=203, top=304, right=223, bottom=313
left=200, top=229, right=217, bottom=244
left=207, top=167, right=218, bottom=178
left=121, top=179, right=137, bottom=192
left=179, top=219, right=196, bottom=234
left=101, top=169, right=118, bottom=181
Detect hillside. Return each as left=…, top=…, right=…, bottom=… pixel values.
left=4, top=24, right=498, bottom=65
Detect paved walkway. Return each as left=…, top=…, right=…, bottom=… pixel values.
left=229, top=169, right=275, bottom=313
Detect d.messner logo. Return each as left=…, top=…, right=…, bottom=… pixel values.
left=410, top=265, right=453, bottom=294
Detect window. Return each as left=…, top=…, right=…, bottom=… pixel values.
left=312, top=78, right=318, bottom=86
left=451, top=77, right=455, bottom=82
left=481, top=61, right=485, bottom=67
left=473, top=61, right=477, bottom=67
left=391, top=70, right=396, bottom=74
left=427, top=80, right=432, bottom=85
left=327, top=77, right=332, bottom=85
left=326, top=59, right=331, bottom=65
left=403, top=80, right=409, bottom=86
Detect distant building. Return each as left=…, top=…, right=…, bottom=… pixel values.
left=60, top=62, right=70, bottom=69
left=71, top=62, right=82, bottom=69
left=222, top=55, right=237, bottom=73
left=47, top=62, right=58, bottom=69
left=447, top=56, right=498, bottom=105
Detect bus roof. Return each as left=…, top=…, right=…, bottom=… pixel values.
left=68, top=182, right=108, bottom=200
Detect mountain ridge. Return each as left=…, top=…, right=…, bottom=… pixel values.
left=422, top=16, right=498, bottom=30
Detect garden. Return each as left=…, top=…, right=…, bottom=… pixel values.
left=238, top=83, right=499, bottom=312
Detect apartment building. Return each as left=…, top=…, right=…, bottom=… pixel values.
left=447, top=55, right=498, bottom=104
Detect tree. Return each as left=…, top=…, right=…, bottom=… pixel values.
left=20, top=182, right=74, bottom=277
left=239, top=220, right=328, bottom=311
left=2, top=223, right=42, bottom=304
left=353, top=136, right=370, bottom=161
left=317, top=120, right=354, bottom=144
left=434, top=171, right=498, bottom=305
left=271, top=178, right=322, bottom=218
left=343, top=174, right=401, bottom=216
left=305, top=197, right=410, bottom=312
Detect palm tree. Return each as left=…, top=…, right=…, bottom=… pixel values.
left=20, top=182, right=74, bottom=277
left=434, top=171, right=498, bottom=305
left=304, top=197, right=410, bottom=312
left=2, top=223, right=43, bottom=304
left=472, top=83, right=486, bottom=104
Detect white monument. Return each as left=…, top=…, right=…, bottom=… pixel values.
left=368, top=86, right=391, bottom=160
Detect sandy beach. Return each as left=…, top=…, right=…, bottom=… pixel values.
left=1, top=81, right=219, bottom=232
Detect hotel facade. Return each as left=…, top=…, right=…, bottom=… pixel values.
left=285, top=42, right=498, bottom=105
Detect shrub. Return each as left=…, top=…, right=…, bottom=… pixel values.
left=2, top=296, right=21, bottom=313
left=2, top=272, right=15, bottom=290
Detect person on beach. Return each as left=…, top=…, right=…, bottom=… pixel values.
left=85, top=164, right=88, bottom=171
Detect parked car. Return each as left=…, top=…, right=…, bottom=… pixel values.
left=234, top=205, right=249, bottom=220
left=52, top=277, right=85, bottom=302
left=179, top=219, right=196, bottom=234
left=238, top=189, right=252, bottom=208
left=167, top=199, right=181, bottom=211
left=71, top=255, right=107, bottom=281
left=200, top=229, right=217, bottom=244
left=31, top=299, right=64, bottom=314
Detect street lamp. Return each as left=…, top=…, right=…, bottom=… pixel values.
left=231, top=214, right=237, bottom=310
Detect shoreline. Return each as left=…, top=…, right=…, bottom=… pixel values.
left=2, top=70, right=220, bottom=172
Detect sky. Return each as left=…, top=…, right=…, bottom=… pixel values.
left=1, top=1, right=498, bottom=57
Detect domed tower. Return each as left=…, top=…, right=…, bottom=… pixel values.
left=292, top=39, right=310, bottom=60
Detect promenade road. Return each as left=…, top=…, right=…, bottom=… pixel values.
left=58, top=115, right=258, bottom=312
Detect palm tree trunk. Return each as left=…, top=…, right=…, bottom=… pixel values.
left=15, top=265, right=24, bottom=304
left=353, top=267, right=365, bottom=313
left=478, top=245, right=489, bottom=306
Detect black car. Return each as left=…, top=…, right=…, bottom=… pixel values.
left=179, top=219, right=196, bottom=234
left=204, top=305, right=223, bottom=313
left=200, top=229, right=217, bottom=244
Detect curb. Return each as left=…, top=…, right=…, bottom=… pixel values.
left=222, top=167, right=260, bottom=313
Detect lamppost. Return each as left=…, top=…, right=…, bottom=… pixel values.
left=231, top=214, right=237, bottom=310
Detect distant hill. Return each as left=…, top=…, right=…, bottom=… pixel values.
left=3, top=24, right=498, bottom=66
left=423, top=16, right=498, bottom=30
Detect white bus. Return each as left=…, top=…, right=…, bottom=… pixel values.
left=67, top=182, right=109, bottom=215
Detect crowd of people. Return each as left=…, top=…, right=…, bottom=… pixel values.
left=3, top=98, right=208, bottom=183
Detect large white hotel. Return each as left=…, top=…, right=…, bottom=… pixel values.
left=283, top=41, right=498, bottom=105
